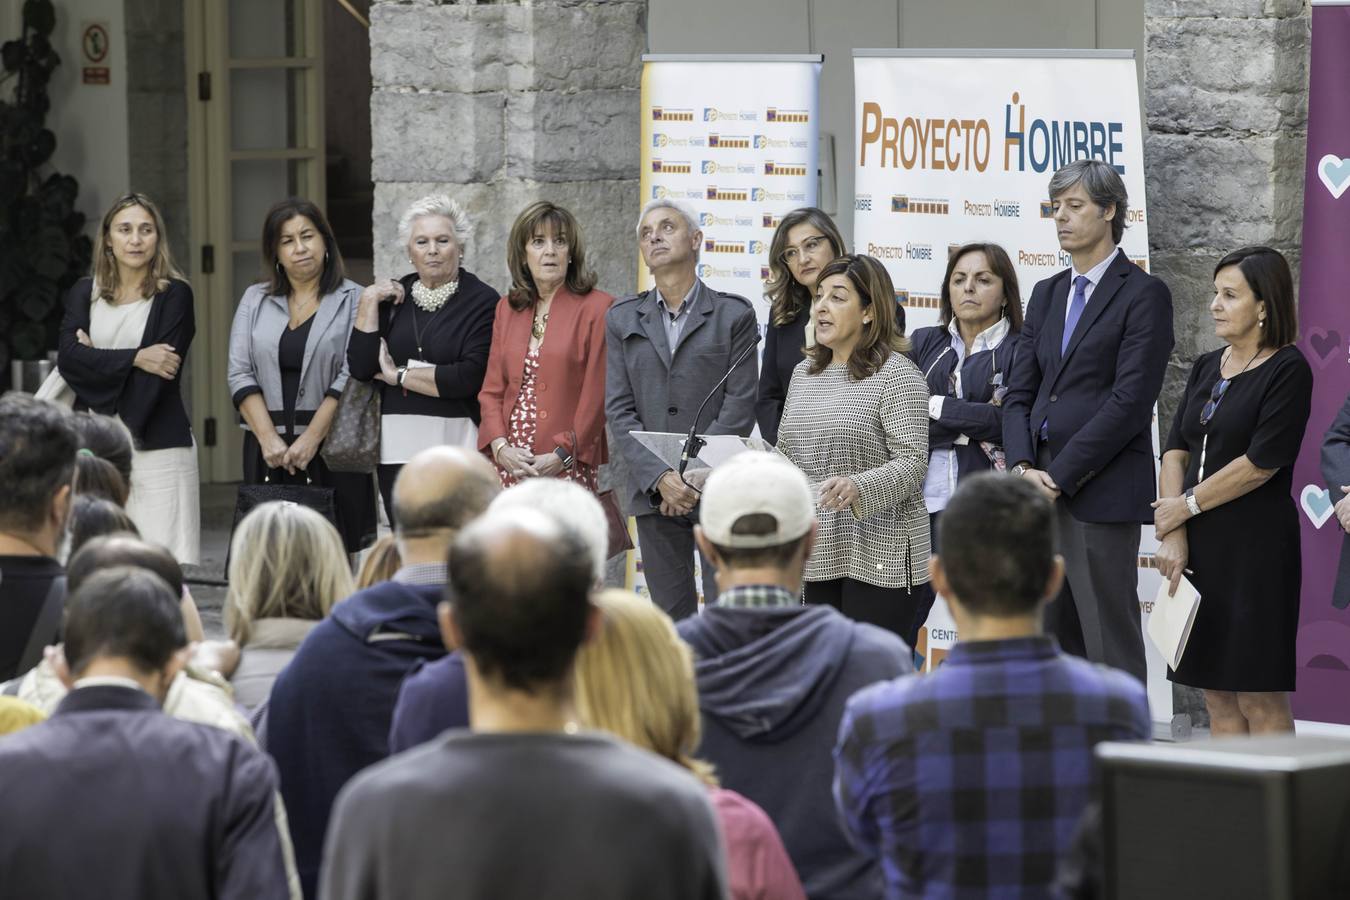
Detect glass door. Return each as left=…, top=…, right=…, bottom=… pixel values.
left=187, top=0, right=326, bottom=482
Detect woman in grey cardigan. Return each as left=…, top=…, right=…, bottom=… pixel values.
left=227, top=198, right=376, bottom=552
left=777, top=254, right=930, bottom=638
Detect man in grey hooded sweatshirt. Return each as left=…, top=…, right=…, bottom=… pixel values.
left=681, top=451, right=912, bottom=900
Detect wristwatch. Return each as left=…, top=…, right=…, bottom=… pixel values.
left=554, top=447, right=575, bottom=470
left=396, top=366, right=409, bottom=387
left=1011, top=462, right=1030, bottom=477
left=1184, top=488, right=1202, bottom=517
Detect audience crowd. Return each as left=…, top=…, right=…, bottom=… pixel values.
left=0, top=155, right=1324, bottom=899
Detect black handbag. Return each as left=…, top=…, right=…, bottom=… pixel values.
left=229, top=469, right=340, bottom=560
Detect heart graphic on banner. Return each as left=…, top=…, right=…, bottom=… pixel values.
left=1301, top=484, right=1335, bottom=529
left=1319, top=154, right=1350, bottom=200
left=1306, top=327, right=1343, bottom=367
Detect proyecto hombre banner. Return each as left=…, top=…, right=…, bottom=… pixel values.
left=638, top=54, right=822, bottom=328
left=1290, top=1, right=1350, bottom=728
left=853, top=50, right=1170, bottom=723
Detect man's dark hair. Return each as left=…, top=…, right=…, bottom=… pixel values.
left=394, top=463, right=501, bottom=535
left=938, top=473, right=1056, bottom=616
left=68, top=497, right=139, bottom=560
left=68, top=535, right=184, bottom=596
left=448, top=511, right=593, bottom=693
left=0, top=394, right=78, bottom=533
left=711, top=513, right=810, bottom=569
left=63, top=567, right=187, bottom=676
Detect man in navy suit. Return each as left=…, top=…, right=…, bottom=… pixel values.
left=0, top=567, right=294, bottom=900
left=1002, top=159, right=1173, bottom=684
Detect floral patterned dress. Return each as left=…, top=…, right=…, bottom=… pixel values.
left=496, top=347, right=599, bottom=491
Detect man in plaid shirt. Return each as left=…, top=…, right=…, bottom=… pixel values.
left=833, top=473, right=1150, bottom=899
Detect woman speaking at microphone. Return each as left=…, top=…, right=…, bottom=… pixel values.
left=777, top=255, right=930, bottom=637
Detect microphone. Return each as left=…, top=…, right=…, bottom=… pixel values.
left=678, top=330, right=762, bottom=478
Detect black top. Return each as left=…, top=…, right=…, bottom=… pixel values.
left=0, top=555, right=65, bottom=681
left=56, top=277, right=196, bottom=450
left=756, top=306, right=807, bottom=444
left=1164, top=344, right=1312, bottom=691
left=347, top=269, right=498, bottom=423
left=279, top=314, right=315, bottom=437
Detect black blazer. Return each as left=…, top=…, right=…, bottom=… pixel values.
left=909, top=323, right=1019, bottom=478
left=1321, top=394, right=1350, bottom=609
left=0, top=684, right=291, bottom=899
left=56, top=276, right=195, bottom=450
left=1002, top=250, right=1173, bottom=523
left=756, top=306, right=807, bottom=444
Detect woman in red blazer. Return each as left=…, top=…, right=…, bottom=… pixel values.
left=479, top=201, right=613, bottom=490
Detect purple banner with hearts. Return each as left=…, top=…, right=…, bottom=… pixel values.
left=1291, top=1, right=1350, bottom=725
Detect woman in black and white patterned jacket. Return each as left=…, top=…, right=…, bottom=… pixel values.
left=777, top=254, right=930, bottom=639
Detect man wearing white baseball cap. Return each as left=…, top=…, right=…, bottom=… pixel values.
left=680, top=451, right=912, bottom=900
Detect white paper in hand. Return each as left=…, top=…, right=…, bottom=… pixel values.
left=1148, top=575, right=1202, bottom=670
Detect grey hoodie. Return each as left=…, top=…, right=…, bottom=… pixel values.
left=679, top=604, right=912, bottom=900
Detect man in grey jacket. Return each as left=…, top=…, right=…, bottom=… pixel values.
left=605, top=198, right=759, bottom=619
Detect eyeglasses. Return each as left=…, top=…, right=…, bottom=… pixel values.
left=781, top=235, right=828, bottom=265
left=1199, top=377, right=1230, bottom=426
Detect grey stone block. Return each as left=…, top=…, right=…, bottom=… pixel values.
left=371, top=2, right=643, bottom=93
left=371, top=90, right=506, bottom=183
left=1146, top=0, right=1305, bottom=18
left=372, top=179, right=639, bottom=299
left=1144, top=132, right=1305, bottom=249
left=505, top=90, right=640, bottom=182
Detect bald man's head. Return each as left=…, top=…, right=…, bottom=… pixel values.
left=448, top=508, right=593, bottom=693
left=392, top=446, right=501, bottom=536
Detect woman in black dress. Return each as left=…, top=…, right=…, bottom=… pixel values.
left=755, top=207, right=846, bottom=444
left=348, top=194, right=498, bottom=522
left=1153, top=246, right=1311, bottom=735
left=226, top=198, right=375, bottom=553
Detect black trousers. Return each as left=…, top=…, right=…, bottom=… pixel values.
left=377, top=463, right=402, bottom=528
left=805, top=577, right=918, bottom=643
left=903, top=511, right=941, bottom=649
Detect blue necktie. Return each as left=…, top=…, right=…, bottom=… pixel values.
left=1041, top=275, right=1092, bottom=443
left=1061, top=275, right=1090, bottom=355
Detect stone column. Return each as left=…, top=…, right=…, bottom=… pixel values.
left=1143, top=0, right=1311, bottom=725
left=369, top=0, right=647, bottom=296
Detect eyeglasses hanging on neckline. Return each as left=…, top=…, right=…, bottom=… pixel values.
left=1200, top=377, right=1231, bottom=426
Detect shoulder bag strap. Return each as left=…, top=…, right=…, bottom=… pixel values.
left=17, top=575, right=66, bottom=676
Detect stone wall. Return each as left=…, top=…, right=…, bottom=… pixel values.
left=1144, top=0, right=1311, bottom=422
left=368, top=0, right=647, bottom=298
left=1143, top=0, right=1311, bottom=725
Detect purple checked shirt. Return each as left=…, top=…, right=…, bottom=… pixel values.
left=833, top=635, right=1150, bottom=900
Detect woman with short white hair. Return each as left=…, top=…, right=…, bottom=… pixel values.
left=348, top=195, right=500, bottom=521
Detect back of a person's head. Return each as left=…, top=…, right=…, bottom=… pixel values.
left=74, top=453, right=130, bottom=507
left=67, top=535, right=184, bottom=597
left=938, top=473, right=1055, bottom=616
left=67, top=495, right=139, bottom=560
left=226, top=501, right=354, bottom=643
left=63, top=567, right=187, bottom=677
left=448, top=508, right=592, bottom=693
left=73, top=413, right=133, bottom=486
left=699, top=451, right=815, bottom=571
left=575, top=589, right=713, bottom=783
left=489, top=479, right=609, bottom=584
left=355, top=534, right=402, bottom=589
left=392, top=446, right=501, bottom=537
left=0, top=394, right=78, bottom=535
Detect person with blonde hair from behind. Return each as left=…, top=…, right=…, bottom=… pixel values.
left=576, top=589, right=806, bottom=900
left=356, top=534, right=402, bottom=590
left=226, top=502, right=355, bottom=711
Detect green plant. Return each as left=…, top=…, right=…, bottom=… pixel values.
left=0, top=0, right=91, bottom=379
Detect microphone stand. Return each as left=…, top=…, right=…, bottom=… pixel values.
left=678, top=331, right=762, bottom=481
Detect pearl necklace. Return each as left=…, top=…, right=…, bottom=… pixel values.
left=411, top=278, right=459, bottom=312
